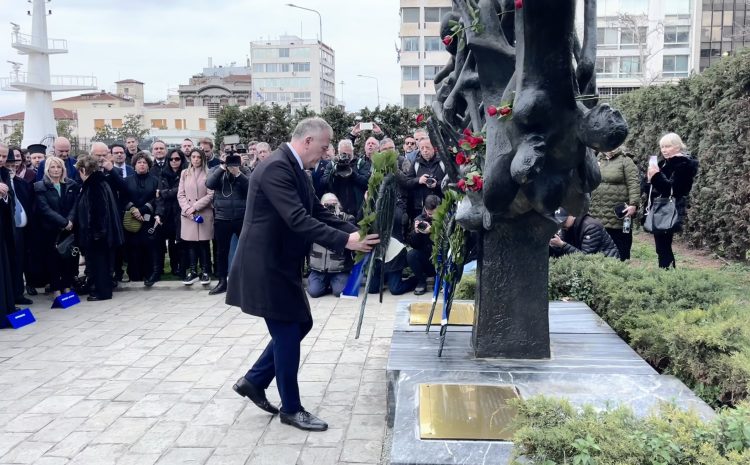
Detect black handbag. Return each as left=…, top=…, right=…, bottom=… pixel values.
left=643, top=186, right=678, bottom=234
left=56, top=233, right=79, bottom=259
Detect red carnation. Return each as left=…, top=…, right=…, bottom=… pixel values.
left=472, top=175, right=484, bottom=191
left=515, top=0, right=523, bottom=9
left=416, top=113, right=425, bottom=124
left=499, top=106, right=512, bottom=117
left=455, top=152, right=467, bottom=165
left=457, top=179, right=467, bottom=192
left=463, top=128, right=472, bottom=137
left=442, top=35, right=453, bottom=46
left=487, top=105, right=498, bottom=117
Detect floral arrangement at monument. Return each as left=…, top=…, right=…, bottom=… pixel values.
left=453, top=128, right=485, bottom=193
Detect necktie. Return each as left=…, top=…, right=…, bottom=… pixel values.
left=10, top=180, right=25, bottom=227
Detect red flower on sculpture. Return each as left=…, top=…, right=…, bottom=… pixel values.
left=457, top=179, right=467, bottom=192
left=416, top=113, right=425, bottom=125
left=463, top=128, right=472, bottom=137
left=442, top=35, right=453, bottom=46
left=472, top=175, right=484, bottom=191
left=487, top=105, right=498, bottom=117
left=455, top=152, right=468, bottom=165
left=515, top=0, right=523, bottom=9
left=499, top=106, right=512, bottom=117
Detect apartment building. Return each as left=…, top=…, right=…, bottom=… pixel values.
left=250, top=35, right=336, bottom=112
left=700, top=0, right=750, bottom=71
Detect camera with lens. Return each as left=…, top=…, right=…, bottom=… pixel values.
left=416, top=221, right=430, bottom=232
left=235, top=143, right=247, bottom=154
left=425, top=176, right=437, bottom=188
left=324, top=203, right=337, bottom=214
left=333, top=154, right=353, bottom=178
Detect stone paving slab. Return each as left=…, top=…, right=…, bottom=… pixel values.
left=0, top=286, right=403, bottom=465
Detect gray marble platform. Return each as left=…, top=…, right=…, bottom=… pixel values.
left=387, top=300, right=715, bottom=465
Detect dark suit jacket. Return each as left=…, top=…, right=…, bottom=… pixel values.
left=310, top=159, right=331, bottom=198
left=10, top=176, right=34, bottom=228
left=226, top=143, right=357, bottom=322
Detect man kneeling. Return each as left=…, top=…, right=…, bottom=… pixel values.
left=549, top=208, right=620, bottom=259
left=307, top=194, right=356, bottom=298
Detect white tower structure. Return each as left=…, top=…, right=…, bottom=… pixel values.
left=1, top=0, right=96, bottom=147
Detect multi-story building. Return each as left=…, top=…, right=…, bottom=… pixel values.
left=699, top=0, right=750, bottom=71
left=177, top=72, right=252, bottom=118
left=250, top=35, right=336, bottom=112
left=398, top=0, right=451, bottom=109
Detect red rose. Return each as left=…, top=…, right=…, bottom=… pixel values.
left=442, top=35, right=453, bottom=46
left=455, top=152, right=467, bottom=165
left=463, top=128, right=472, bottom=137
left=457, top=179, right=467, bottom=191
left=515, top=0, right=523, bottom=9
left=473, top=135, right=484, bottom=145
left=472, top=175, right=484, bottom=191
left=499, top=106, right=512, bottom=116
left=487, top=105, right=498, bottom=117
left=467, top=136, right=479, bottom=149
left=416, top=113, right=425, bottom=124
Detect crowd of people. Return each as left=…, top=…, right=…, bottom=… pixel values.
left=0, top=124, right=698, bottom=323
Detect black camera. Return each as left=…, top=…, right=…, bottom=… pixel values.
left=425, top=176, right=437, bottom=188
left=235, top=144, right=247, bottom=154
left=334, top=155, right=353, bottom=177
left=416, top=221, right=430, bottom=232
left=324, top=203, right=337, bottom=213
left=223, top=146, right=234, bottom=155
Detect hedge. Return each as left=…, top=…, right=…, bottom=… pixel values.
left=511, top=397, right=750, bottom=465
left=615, top=50, right=750, bottom=261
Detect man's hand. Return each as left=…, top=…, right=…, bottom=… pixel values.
left=549, top=235, right=565, bottom=248
left=373, top=123, right=383, bottom=135
left=418, top=174, right=430, bottom=185
left=647, top=165, right=659, bottom=181
left=65, top=220, right=73, bottom=231
left=0, top=183, right=8, bottom=197
left=346, top=232, right=379, bottom=253
left=101, top=159, right=114, bottom=171
left=414, top=220, right=431, bottom=234
left=351, top=123, right=362, bottom=136
left=154, top=216, right=162, bottom=226
left=624, top=205, right=637, bottom=217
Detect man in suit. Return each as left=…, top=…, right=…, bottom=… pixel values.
left=226, top=118, right=378, bottom=432
left=4, top=148, right=34, bottom=306
left=111, top=143, right=134, bottom=178
left=149, top=140, right=169, bottom=177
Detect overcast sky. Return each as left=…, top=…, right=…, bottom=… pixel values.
left=0, top=0, right=402, bottom=116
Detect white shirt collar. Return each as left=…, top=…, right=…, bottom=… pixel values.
left=287, top=143, right=304, bottom=170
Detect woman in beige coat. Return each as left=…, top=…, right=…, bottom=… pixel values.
left=178, top=149, right=214, bottom=285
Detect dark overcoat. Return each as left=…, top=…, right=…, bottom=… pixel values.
left=226, top=143, right=357, bottom=322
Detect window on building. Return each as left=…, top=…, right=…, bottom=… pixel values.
left=424, top=36, right=443, bottom=52
left=595, top=56, right=619, bottom=78
left=664, top=0, right=691, bottom=16
left=175, top=119, right=185, bottom=130
left=186, top=98, right=194, bottom=107
left=424, top=7, right=451, bottom=23
left=199, top=118, right=207, bottom=131
left=94, top=119, right=105, bottom=129
left=237, top=98, right=247, bottom=106
left=111, top=119, right=122, bottom=129
left=663, top=55, right=689, bottom=77
left=424, top=94, right=436, bottom=105
left=290, top=48, right=310, bottom=58
left=619, top=56, right=642, bottom=77
left=620, top=27, right=648, bottom=49
left=402, top=36, right=419, bottom=52
left=424, top=65, right=443, bottom=81
left=292, top=62, right=311, bottom=72
left=664, top=26, right=690, bottom=47
left=279, top=48, right=290, bottom=58
left=208, top=103, right=220, bottom=118
left=253, top=64, right=265, bottom=73
left=403, top=94, right=420, bottom=108
left=202, top=97, right=210, bottom=106
left=597, top=0, right=648, bottom=17
left=220, top=98, right=229, bottom=105
left=151, top=119, right=167, bottom=129
left=402, top=66, right=420, bottom=81
left=402, top=7, right=419, bottom=23
left=280, top=63, right=290, bottom=72
left=597, top=27, right=620, bottom=48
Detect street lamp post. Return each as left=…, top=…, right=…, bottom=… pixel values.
left=285, top=3, right=323, bottom=44
left=357, top=74, right=380, bottom=108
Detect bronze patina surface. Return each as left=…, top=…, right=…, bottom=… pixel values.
left=409, top=302, right=474, bottom=326
left=418, top=384, right=520, bottom=441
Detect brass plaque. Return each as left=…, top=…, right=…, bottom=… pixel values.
left=409, top=302, right=475, bottom=326
left=418, top=384, right=520, bottom=441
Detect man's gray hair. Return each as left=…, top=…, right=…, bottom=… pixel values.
left=255, top=142, right=270, bottom=152
left=90, top=142, right=109, bottom=154
left=379, top=138, right=395, bottom=149
left=291, top=117, right=333, bottom=141
left=337, top=139, right=353, bottom=151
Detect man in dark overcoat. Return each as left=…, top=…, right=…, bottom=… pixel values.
left=226, top=118, right=378, bottom=432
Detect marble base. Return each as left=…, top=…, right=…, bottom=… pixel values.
left=387, top=300, right=715, bottom=465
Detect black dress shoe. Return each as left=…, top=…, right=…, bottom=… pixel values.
left=208, top=279, right=227, bottom=295
left=280, top=409, right=328, bottom=432
left=144, top=272, right=160, bottom=288
left=87, top=295, right=111, bottom=302
left=233, top=377, right=279, bottom=415
left=16, top=296, right=33, bottom=305
left=25, top=286, right=38, bottom=296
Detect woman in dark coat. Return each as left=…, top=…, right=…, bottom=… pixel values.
left=645, top=132, right=699, bottom=269
left=72, top=155, right=124, bottom=301
left=155, top=149, right=187, bottom=278
left=33, top=156, right=80, bottom=297
left=123, top=152, right=160, bottom=286
left=0, top=157, right=16, bottom=323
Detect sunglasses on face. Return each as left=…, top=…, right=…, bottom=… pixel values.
left=170, top=157, right=182, bottom=161
left=405, top=141, right=415, bottom=145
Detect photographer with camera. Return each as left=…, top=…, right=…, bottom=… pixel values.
left=307, top=194, right=356, bottom=298
left=205, top=152, right=249, bottom=295
left=322, top=139, right=363, bottom=216
left=405, top=138, right=445, bottom=220
left=407, top=195, right=440, bottom=295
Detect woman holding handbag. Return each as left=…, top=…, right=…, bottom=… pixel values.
left=178, top=149, right=214, bottom=286
left=34, top=156, right=80, bottom=298
left=123, top=152, right=160, bottom=287
left=646, top=133, right=699, bottom=269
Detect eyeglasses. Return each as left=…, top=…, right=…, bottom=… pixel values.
left=170, top=157, right=182, bottom=161
left=404, top=141, right=416, bottom=145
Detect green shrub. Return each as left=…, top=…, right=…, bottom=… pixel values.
left=511, top=397, right=750, bottom=465
left=455, top=273, right=476, bottom=300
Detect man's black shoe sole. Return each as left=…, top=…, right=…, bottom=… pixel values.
left=232, top=382, right=279, bottom=415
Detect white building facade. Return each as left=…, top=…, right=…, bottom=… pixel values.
left=250, top=36, right=336, bottom=112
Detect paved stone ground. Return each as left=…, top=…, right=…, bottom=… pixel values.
left=0, top=284, right=403, bottom=465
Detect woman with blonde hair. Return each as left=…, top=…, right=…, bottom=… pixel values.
left=178, top=148, right=214, bottom=285
left=33, top=156, right=81, bottom=297
left=645, top=132, right=699, bottom=268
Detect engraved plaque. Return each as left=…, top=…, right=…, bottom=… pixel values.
left=409, top=302, right=475, bottom=326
